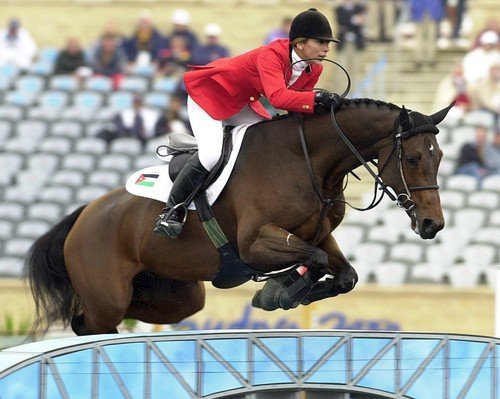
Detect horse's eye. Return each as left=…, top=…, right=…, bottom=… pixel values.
left=406, top=155, right=418, bottom=166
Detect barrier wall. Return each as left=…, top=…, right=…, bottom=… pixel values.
left=0, top=330, right=498, bottom=399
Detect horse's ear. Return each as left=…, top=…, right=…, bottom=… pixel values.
left=399, top=106, right=412, bottom=131
left=428, top=101, right=455, bottom=126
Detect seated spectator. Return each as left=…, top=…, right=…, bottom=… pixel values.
left=99, top=94, right=160, bottom=145
left=0, top=18, right=37, bottom=71
left=471, top=18, right=499, bottom=49
left=433, top=63, right=471, bottom=120
left=454, top=125, right=499, bottom=179
left=154, top=94, right=192, bottom=137
left=462, top=30, right=499, bottom=85
left=469, top=62, right=500, bottom=127
left=122, top=11, right=164, bottom=68
left=53, top=37, right=88, bottom=75
left=192, top=23, right=229, bottom=65
left=335, top=0, right=367, bottom=52
left=89, top=33, right=128, bottom=89
left=157, top=35, right=192, bottom=77
left=165, top=9, right=199, bottom=52
left=264, top=17, right=292, bottom=44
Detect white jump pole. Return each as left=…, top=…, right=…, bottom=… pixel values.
left=495, top=268, right=500, bottom=337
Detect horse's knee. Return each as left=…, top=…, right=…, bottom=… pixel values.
left=333, top=262, right=358, bottom=293
left=305, top=248, right=329, bottom=272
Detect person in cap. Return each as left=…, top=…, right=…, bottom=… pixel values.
left=192, top=23, right=230, bottom=65
left=166, top=9, right=199, bottom=52
left=154, top=8, right=342, bottom=238
left=462, top=30, right=499, bottom=85
left=0, top=18, right=37, bottom=70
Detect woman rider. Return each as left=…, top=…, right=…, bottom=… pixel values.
left=154, top=8, right=342, bottom=238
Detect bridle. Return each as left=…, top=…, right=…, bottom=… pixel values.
left=297, top=103, right=440, bottom=245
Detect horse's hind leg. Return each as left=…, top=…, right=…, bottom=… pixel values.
left=125, top=273, right=205, bottom=325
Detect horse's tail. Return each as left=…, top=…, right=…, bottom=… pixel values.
left=24, top=205, right=87, bottom=337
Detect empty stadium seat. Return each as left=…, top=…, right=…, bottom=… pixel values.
left=37, top=90, right=71, bottom=110
left=119, top=76, right=149, bottom=92
left=409, top=262, right=447, bottom=284
left=73, top=90, right=105, bottom=111
left=27, top=202, right=63, bottom=221
left=425, top=244, right=461, bottom=265
left=39, top=137, right=73, bottom=154
left=97, top=153, right=132, bottom=172
left=87, top=170, right=123, bottom=188
left=14, top=75, right=45, bottom=95
left=459, top=244, right=498, bottom=266
left=438, top=190, right=466, bottom=209
left=0, top=257, right=24, bottom=277
left=38, top=185, right=75, bottom=204
left=62, top=153, right=96, bottom=172
left=379, top=208, right=412, bottom=230
left=3, top=237, right=35, bottom=257
left=350, top=242, right=387, bottom=263
left=0, top=219, right=14, bottom=240
left=134, top=153, right=163, bottom=169
left=473, top=227, right=500, bottom=246
left=75, top=185, right=109, bottom=202
left=153, top=77, right=179, bottom=93
left=4, top=90, right=36, bottom=107
left=0, top=104, right=24, bottom=121
left=15, top=119, right=49, bottom=141
left=16, top=219, right=52, bottom=239
left=109, top=137, right=143, bottom=155
left=108, top=91, right=133, bottom=110
left=481, top=175, right=500, bottom=193
left=0, top=152, right=25, bottom=175
left=50, top=120, right=84, bottom=139
left=448, top=264, right=485, bottom=288
left=332, top=224, right=366, bottom=254
left=0, top=202, right=25, bottom=221
left=74, top=137, right=107, bottom=154
left=3, top=137, right=37, bottom=154
left=367, top=225, right=404, bottom=245
left=489, top=210, right=500, bottom=227
left=48, top=75, right=79, bottom=91
left=84, top=76, right=113, bottom=92
left=386, top=242, right=424, bottom=264
left=144, top=92, right=170, bottom=109
left=26, top=152, right=60, bottom=173
left=51, top=169, right=86, bottom=187
left=445, top=174, right=479, bottom=192
left=467, top=191, right=499, bottom=209
left=372, top=262, right=408, bottom=286
left=453, top=208, right=487, bottom=231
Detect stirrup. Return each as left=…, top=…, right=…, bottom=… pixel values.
left=154, top=204, right=187, bottom=239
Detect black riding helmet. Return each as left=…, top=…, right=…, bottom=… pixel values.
left=289, top=8, right=340, bottom=43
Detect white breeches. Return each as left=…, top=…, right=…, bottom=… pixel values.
left=187, top=96, right=266, bottom=170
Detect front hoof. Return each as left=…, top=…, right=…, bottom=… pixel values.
left=334, top=265, right=358, bottom=293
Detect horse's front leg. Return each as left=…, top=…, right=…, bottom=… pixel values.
left=238, top=223, right=330, bottom=311
left=301, top=234, right=358, bottom=305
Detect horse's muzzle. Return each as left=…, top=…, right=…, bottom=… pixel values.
left=419, top=218, right=444, bottom=239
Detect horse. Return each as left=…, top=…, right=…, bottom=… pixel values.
left=25, top=98, right=453, bottom=336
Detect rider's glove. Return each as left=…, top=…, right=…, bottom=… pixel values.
left=314, top=90, right=341, bottom=112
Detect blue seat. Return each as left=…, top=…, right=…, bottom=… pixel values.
left=48, top=75, right=79, bottom=91
left=29, top=60, right=55, bottom=76
left=15, top=75, right=45, bottom=95
left=84, top=76, right=113, bottom=92
left=108, top=91, right=133, bottom=110
left=153, top=77, right=179, bottom=93
left=73, top=91, right=104, bottom=111
left=38, top=90, right=70, bottom=110
left=119, top=76, right=149, bottom=92
left=0, top=105, right=24, bottom=121
left=144, top=92, right=171, bottom=109
left=38, top=47, right=59, bottom=62
left=4, top=90, right=36, bottom=106
left=0, top=64, right=20, bottom=80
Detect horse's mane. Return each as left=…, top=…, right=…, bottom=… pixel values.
left=262, top=97, right=401, bottom=125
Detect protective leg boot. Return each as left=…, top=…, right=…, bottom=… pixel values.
left=154, top=153, right=209, bottom=238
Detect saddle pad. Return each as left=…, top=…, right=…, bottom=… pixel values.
left=125, top=124, right=250, bottom=210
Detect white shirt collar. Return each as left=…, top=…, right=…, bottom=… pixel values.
left=291, top=49, right=308, bottom=72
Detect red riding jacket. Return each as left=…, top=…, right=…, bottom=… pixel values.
left=183, top=38, right=322, bottom=120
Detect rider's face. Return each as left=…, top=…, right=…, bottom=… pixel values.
left=296, top=39, right=330, bottom=64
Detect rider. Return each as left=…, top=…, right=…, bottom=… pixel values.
left=154, top=8, right=342, bottom=238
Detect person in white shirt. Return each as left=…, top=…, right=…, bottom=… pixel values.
left=113, top=94, right=159, bottom=143
left=0, top=18, right=37, bottom=71
left=462, top=30, right=500, bottom=85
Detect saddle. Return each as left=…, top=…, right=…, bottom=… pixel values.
left=161, top=129, right=261, bottom=289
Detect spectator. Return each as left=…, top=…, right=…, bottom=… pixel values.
left=471, top=18, right=499, bottom=49
left=192, top=23, right=230, bottom=65
left=454, top=125, right=499, bottom=179
left=165, top=9, right=199, bottom=53
left=462, top=30, right=499, bottom=85
left=264, top=17, right=292, bottom=44
left=53, top=37, right=87, bottom=75
left=122, top=11, right=164, bottom=67
left=335, top=0, right=367, bottom=52
left=155, top=94, right=191, bottom=137
left=0, top=18, right=37, bottom=71
left=469, top=63, right=500, bottom=128
left=409, top=0, right=445, bottom=70
left=367, top=0, right=401, bottom=42
left=433, top=63, right=471, bottom=120
left=89, top=33, right=128, bottom=89
left=157, top=35, right=192, bottom=78
left=447, top=0, right=467, bottom=43
left=100, top=94, right=160, bottom=145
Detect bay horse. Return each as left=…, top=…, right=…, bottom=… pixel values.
left=25, top=99, right=452, bottom=336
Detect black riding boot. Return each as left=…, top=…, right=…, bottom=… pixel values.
left=154, top=153, right=209, bottom=238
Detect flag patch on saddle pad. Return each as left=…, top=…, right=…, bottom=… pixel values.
left=135, top=173, right=159, bottom=187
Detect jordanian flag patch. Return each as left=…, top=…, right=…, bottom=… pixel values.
left=135, top=173, right=159, bottom=187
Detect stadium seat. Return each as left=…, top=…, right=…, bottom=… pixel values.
left=342, top=208, right=380, bottom=227
left=28, top=59, right=54, bottom=76
left=48, top=75, right=79, bottom=91
left=144, top=92, right=171, bottom=109
left=87, top=170, right=123, bottom=188
left=350, top=242, right=387, bottom=263
left=50, top=120, right=84, bottom=139
left=448, top=264, right=485, bottom=288
left=372, top=262, right=408, bottom=286
left=14, top=75, right=45, bottom=95
left=84, top=76, right=113, bottom=92
left=152, top=77, right=179, bottom=93
left=109, top=137, right=143, bottom=155
left=473, top=227, right=500, bottom=246
left=38, top=185, right=75, bottom=204
left=438, top=190, right=466, bottom=209
left=50, top=169, right=86, bottom=187
left=4, top=90, right=36, bottom=107
left=481, top=175, right=500, bottom=193
left=467, top=191, right=499, bottom=209
left=27, top=202, right=63, bottom=222
left=39, top=137, right=73, bottom=154
left=0, top=120, right=13, bottom=142
left=84, top=121, right=108, bottom=137
left=409, top=262, right=447, bottom=284
left=459, top=244, right=497, bottom=266
left=37, top=90, right=71, bottom=110
left=0, top=64, right=20, bottom=80
left=73, top=90, right=105, bottom=111
left=26, top=152, right=60, bottom=173
left=16, top=219, right=52, bottom=239
left=4, top=137, right=39, bottom=154
left=75, top=185, right=109, bottom=202
left=462, top=110, right=495, bottom=126
left=0, top=104, right=24, bottom=121
left=437, top=158, right=455, bottom=177
left=0, top=202, right=25, bottom=221
left=3, top=185, right=38, bottom=204
left=453, top=208, right=487, bottom=231
left=134, top=153, right=163, bottom=169
left=62, top=153, right=96, bottom=172
left=332, top=224, right=366, bottom=255
left=432, top=226, right=472, bottom=250
left=119, top=76, right=149, bottom=92
left=366, top=225, right=404, bottom=245
left=108, top=91, right=133, bottom=110
left=74, top=137, right=107, bottom=154
left=0, top=152, right=24, bottom=175
left=15, top=119, right=50, bottom=141
left=488, top=209, right=500, bottom=227
left=0, top=257, right=24, bottom=277
left=386, top=242, right=424, bottom=264
left=97, top=153, right=132, bottom=172
left=379, top=208, right=412, bottom=230
left=0, top=219, right=14, bottom=240
left=38, top=47, right=59, bottom=63
left=3, top=237, right=35, bottom=257
left=445, top=174, right=479, bottom=192
left=425, top=244, right=462, bottom=265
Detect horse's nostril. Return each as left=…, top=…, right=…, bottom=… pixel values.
left=423, top=219, right=436, bottom=232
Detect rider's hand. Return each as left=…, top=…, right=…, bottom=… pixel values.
left=314, top=90, right=341, bottom=112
